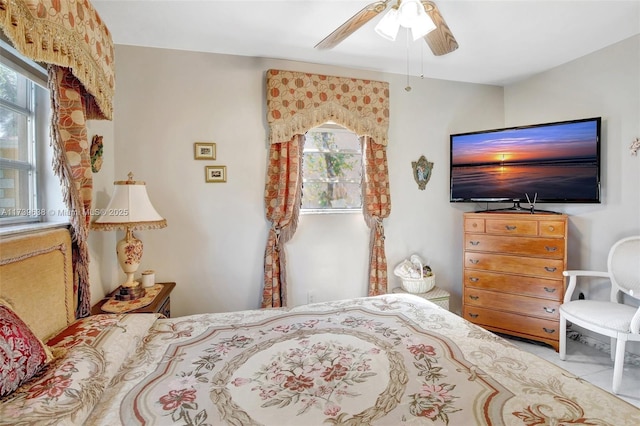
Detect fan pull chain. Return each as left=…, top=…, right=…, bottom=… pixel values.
left=420, top=42, right=425, bottom=79
left=405, top=30, right=411, bottom=92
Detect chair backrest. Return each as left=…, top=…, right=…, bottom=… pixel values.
left=608, top=236, right=640, bottom=299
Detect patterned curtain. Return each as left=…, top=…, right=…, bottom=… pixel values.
left=362, top=136, right=391, bottom=296
left=264, top=70, right=390, bottom=307
left=1, top=0, right=114, bottom=318
left=262, top=135, right=303, bottom=308
left=48, top=66, right=95, bottom=317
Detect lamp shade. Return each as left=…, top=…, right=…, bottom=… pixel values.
left=406, top=3, right=436, bottom=40
left=374, top=7, right=400, bottom=40
left=92, top=173, right=166, bottom=231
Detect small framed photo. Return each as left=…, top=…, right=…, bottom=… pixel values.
left=205, top=165, right=227, bottom=183
left=194, top=142, right=216, bottom=160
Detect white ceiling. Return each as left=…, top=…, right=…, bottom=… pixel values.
left=92, top=0, right=640, bottom=86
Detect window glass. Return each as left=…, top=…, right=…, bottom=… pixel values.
left=302, top=124, right=362, bottom=211
left=0, top=62, right=28, bottom=106
left=0, top=107, right=29, bottom=162
left=0, top=57, right=46, bottom=223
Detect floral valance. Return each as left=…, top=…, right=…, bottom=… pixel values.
left=266, top=69, right=389, bottom=146
left=0, top=0, right=114, bottom=120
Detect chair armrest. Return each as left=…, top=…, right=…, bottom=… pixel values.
left=563, top=270, right=609, bottom=278
left=631, top=306, right=640, bottom=334
left=562, top=270, right=610, bottom=303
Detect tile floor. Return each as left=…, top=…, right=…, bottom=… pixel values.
left=505, top=335, right=640, bottom=408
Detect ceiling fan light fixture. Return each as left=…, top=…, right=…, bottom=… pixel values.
left=407, top=6, right=436, bottom=40
left=374, top=6, right=400, bottom=41
left=398, top=0, right=422, bottom=26
left=315, top=0, right=457, bottom=55
left=375, top=0, right=436, bottom=42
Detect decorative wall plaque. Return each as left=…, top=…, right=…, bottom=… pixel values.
left=412, top=155, right=434, bottom=190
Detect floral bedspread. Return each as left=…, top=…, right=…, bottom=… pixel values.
left=2, top=294, right=639, bottom=425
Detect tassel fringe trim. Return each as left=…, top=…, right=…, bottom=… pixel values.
left=0, top=0, right=114, bottom=120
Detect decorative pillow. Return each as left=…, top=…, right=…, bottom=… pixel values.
left=0, top=314, right=159, bottom=425
left=0, top=298, right=53, bottom=397
left=0, top=341, right=107, bottom=425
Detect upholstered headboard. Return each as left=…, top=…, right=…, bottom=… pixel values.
left=0, top=228, right=75, bottom=340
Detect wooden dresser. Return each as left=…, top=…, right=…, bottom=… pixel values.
left=462, top=212, right=568, bottom=351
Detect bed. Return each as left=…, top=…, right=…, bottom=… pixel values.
left=2, top=229, right=639, bottom=425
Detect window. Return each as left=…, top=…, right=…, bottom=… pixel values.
left=0, top=43, right=49, bottom=225
left=302, top=124, right=362, bottom=212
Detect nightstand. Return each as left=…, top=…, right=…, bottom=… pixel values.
left=91, top=282, right=176, bottom=317
left=392, top=286, right=450, bottom=311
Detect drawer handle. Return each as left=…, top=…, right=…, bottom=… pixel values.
left=505, top=225, right=517, bottom=230
left=543, top=327, right=556, bottom=334
left=548, top=226, right=555, bottom=232
left=469, top=277, right=479, bottom=282
left=544, top=266, right=557, bottom=272
left=469, top=295, right=479, bottom=300
left=469, top=313, right=479, bottom=318
left=543, top=307, right=556, bottom=314
left=469, top=259, right=479, bottom=265
left=544, top=246, right=557, bottom=252
left=543, top=287, right=556, bottom=293
left=470, top=240, right=480, bottom=246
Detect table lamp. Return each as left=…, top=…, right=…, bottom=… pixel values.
left=92, top=172, right=167, bottom=300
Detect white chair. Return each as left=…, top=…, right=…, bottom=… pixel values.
left=559, top=236, right=640, bottom=394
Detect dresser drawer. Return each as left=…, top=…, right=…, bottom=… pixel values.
left=465, top=234, right=565, bottom=259
left=485, top=219, right=538, bottom=236
left=464, top=217, right=485, bottom=233
left=539, top=220, right=566, bottom=237
left=464, top=288, right=560, bottom=320
left=463, top=305, right=560, bottom=341
left=464, top=252, right=564, bottom=279
left=463, top=270, right=563, bottom=300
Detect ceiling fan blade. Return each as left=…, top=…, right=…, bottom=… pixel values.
left=315, top=1, right=389, bottom=50
left=421, top=1, right=459, bottom=56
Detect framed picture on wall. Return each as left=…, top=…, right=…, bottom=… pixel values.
left=205, top=165, right=227, bottom=183
left=194, top=142, right=216, bottom=160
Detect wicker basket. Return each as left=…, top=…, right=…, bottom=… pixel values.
left=400, top=273, right=436, bottom=294
left=393, top=257, right=435, bottom=294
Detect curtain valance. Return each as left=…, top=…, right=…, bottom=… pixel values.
left=0, top=0, right=114, bottom=120
left=266, top=69, right=389, bottom=146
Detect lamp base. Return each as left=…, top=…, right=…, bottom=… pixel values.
left=117, top=228, right=143, bottom=289
left=114, top=282, right=146, bottom=301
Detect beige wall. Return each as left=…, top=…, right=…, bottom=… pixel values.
left=86, top=119, right=119, bottom=304
left=99, top=45, right=503, bottom=316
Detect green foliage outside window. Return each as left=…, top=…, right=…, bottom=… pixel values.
left=302, top=125, right=362, bottom=210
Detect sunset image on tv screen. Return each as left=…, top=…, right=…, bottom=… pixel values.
left=450, top=119, right=600, bottom=202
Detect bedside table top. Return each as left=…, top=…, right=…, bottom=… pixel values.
left=91, top=282, right=176, bottom=315
left=392, top=285, right=450, bottom=299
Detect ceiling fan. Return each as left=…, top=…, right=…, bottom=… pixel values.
left=315, top=0, right=459, bottom=56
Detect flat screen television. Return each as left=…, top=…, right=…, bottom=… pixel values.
left=449, top=117, right=601, bottom=210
